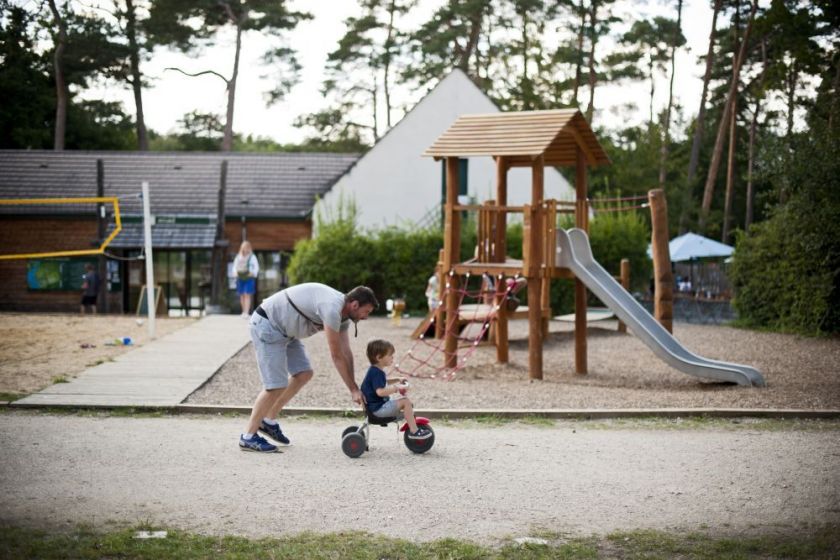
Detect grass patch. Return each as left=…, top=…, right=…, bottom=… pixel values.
left=0, top=392, right=26, bottom=402
left=85, top=356, right=114, bottom=367
left=1, top=525, right=837, bottom=559
left=606, top=527, right=840, bottom=559
left=50, top=375, right=69, bottom=384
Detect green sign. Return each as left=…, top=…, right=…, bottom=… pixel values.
left=26, top=258, right=97, bottom=291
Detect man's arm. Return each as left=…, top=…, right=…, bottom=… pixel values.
left=325, top=326, right=364, bottom=405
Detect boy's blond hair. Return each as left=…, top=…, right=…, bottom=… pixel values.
left=366, top=339, right=395, bottom=364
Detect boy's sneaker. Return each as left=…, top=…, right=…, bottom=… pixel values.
left=239, top=433, right=278, bottom=453
left=407, top=427, right=432, bottom=440
left=259, top=420, right=290, bottom=445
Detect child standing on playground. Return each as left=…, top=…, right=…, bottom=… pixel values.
left=361, top=339, right=432, bottom=440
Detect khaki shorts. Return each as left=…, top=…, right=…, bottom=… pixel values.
left=249, top=313, right=312, bottom=390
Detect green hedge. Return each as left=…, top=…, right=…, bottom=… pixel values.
left=729, top=122, right=840, bottom=335
left=289, top=206, right=651, bottom=316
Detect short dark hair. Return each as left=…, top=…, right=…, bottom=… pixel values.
left=346, top=286, right=379, bottom=310
left=366, top=339, right=395, bottom=364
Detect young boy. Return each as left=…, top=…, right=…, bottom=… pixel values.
left=360, top=339, right=432, bottom=440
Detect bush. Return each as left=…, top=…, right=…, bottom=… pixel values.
left=370, top=227, right=443, bottom=312
left=287, top=198, right=377, bottom=295
left=289, top=199, right=652, bottom=317
left=729, top=122, right=840, bottom=335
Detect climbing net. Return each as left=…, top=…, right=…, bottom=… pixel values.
left=392, top=271, right=521, bottom=381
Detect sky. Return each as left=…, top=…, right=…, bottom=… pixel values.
left=87, top=0, right=740, bottom=144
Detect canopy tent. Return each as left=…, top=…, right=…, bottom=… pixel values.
left=669, top=232, right=734, bottom=262
left=647, top=232, right=734, bottom=262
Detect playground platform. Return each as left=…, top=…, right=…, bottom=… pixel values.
left=12, top=315, right=249, bottom=408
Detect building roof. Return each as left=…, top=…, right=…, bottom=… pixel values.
left=0, top=150, right=359, bottom=219
left=107, top=222, right=218, bottom=249
left=424, top=109, right=610, bottom=167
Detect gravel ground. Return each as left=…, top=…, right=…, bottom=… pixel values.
left=187, top=316, right=840, bottom=410
left=1, top=412, right=838, bottom=542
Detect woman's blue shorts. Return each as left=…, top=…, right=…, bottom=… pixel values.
left=236, top=277, right=256, bottom=295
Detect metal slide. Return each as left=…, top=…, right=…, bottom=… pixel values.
left=556, top=228, right=765, bottom=387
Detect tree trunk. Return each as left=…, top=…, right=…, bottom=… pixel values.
left=745, top=39, right=767, bottom=234
left=372, top=69, right=379, bottom=141
left=222, top=24, right=242, bottom=152
left=572, top=2, right=587, bottom=106
left=745, top=102, right=758, bottom=231
left=786, top=62, right=797, bottom=140
left=47, top=0, right=67, bottom=151
left=722, top=94, right=737, bottom=243
left=830, top=57, right=840, bottom=131
left=648, top=55, right=655, bottom=125
left=458, top=7, right=484, bottom=76
left=658, top=0, right=683, bottom=191
left=721, top=2, right=740, bottom=244
left=585, top=0, right=599, bottom=123
left=699, top=0, right=757, bottom=230
left=125, top=0, right=148, bottom=150
left=382, top=0, right=396, bottom=130
left=680, top=0, right=721, bottom=231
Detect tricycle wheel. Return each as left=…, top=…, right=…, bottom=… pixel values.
left=403, top=424, right=435, bottom=454
left=341, top=425, right=360, bottom=439
left=342, top=432, right=366, bottom=458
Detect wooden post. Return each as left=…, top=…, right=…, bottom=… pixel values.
left=443, top=157, right=462, bottom=368
left=495, top=156, right=508, bottom=262
left=495, top=276, right=509, bottom=363
left=618, top=258, right=630, bottom=333
left=574, top=147, right=588, bottom=375
left=649, top=189, right=673, bottom=333
left=435, top=249, right=445, bottom=339
left=528, top=155, right=544, bottom=380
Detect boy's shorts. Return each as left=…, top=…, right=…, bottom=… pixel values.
left=372, top=399, right=404, bottom=419
left=249, top=313, right=312, bottom=390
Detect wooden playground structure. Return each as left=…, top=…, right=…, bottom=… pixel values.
left=421, top=109, right=645, bottom=380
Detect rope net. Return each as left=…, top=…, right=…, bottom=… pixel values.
left=392, top=271, right=520, bottom=381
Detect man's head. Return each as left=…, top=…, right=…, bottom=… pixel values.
left=344, top=286, right=378, bottom=323
left=84, top=263, right=95, bottom=272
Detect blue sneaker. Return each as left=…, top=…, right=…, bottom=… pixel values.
left=259, top=420, right=290, bottom=445
left=239, top=433, right=278, bottom=453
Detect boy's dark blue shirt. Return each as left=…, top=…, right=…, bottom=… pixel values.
left=361, top=365, right=388, bottom=412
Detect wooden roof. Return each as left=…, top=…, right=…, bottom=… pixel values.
left=424, top=109, right=610, bottom=167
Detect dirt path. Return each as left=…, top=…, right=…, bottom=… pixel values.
left=1, top=412, right=838, bottom=542
left=0, top=313, right=195, bottom=395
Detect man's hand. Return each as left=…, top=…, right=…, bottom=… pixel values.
left=351, top=388, right=365, bottom=407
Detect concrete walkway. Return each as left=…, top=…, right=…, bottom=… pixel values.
left=12, top=315, right=250, bottom=407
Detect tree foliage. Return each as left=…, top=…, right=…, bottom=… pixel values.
left=729, top=91, right=840, bottom=334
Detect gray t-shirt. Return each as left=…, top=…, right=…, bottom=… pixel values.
left=260, top=283, right=350, bottom=338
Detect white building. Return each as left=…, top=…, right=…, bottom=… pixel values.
left=317, top=69, right=574, bottom=231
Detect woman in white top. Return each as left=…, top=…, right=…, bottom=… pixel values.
left=233, top=241, right=260, bottom=317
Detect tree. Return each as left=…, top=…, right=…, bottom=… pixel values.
left=402, top=0, right=492, bottom=87
left=681, top=0, right=722, bottom=232
left=658, top=0, right=685, bottom=192
left=29, top=1, right=131, bottom=150
left=46, top=0, right=68, bottom=149
left=0, top=3, right=53, bottom=149
left=300, top=0, right=414, bottom=145
left=618, top=17, right=681, bottom=125
left=148, top=0, right=310, bottom=151
left=699, top=0, right=757, bottom=229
